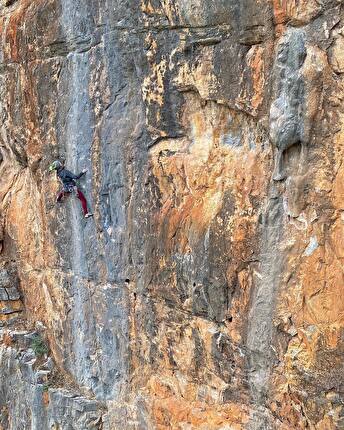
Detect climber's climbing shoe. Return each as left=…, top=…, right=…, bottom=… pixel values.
left=85, top=213, right=93, bottom=219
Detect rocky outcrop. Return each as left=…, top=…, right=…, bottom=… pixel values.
left=0, top=330, right=104, bottom=429
left=0, top=264, right=22, bottom=326
left=0, top=0, right=343, bottom=429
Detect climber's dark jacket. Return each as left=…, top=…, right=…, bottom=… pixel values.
left=57, top=167, right=85, bottom=192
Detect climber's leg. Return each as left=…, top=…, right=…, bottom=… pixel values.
left=56, top=190, right=65, bottom=202
left=76, top=188, right=92, bottom=217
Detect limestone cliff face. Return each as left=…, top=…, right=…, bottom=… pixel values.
left=0, top=1, right=343, bottom=429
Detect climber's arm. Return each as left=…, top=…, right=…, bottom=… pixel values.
left=75, top=170, right=87, bottom=180
left=64, top=169, right=86, bottom=180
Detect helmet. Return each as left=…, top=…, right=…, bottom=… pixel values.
left=49, top=160, right=63, bottom=171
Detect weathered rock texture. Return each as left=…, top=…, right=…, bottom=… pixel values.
left=0, top=0, right=343, bottom=429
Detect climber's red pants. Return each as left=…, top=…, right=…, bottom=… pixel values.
left=57, top=187, right=89, bottom=216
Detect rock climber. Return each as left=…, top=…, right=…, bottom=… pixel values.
left=48, top=160, right=93, bottom=218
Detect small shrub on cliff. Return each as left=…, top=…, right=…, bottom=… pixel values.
left=42, top=383, right=50, bottom=392
left=31, top=335, right=49, bottom=357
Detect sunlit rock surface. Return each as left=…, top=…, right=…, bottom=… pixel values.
left=0, top=1, right=343, bottom=429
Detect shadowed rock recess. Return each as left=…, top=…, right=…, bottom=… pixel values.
left=0, top=0, right=343, bottom=429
